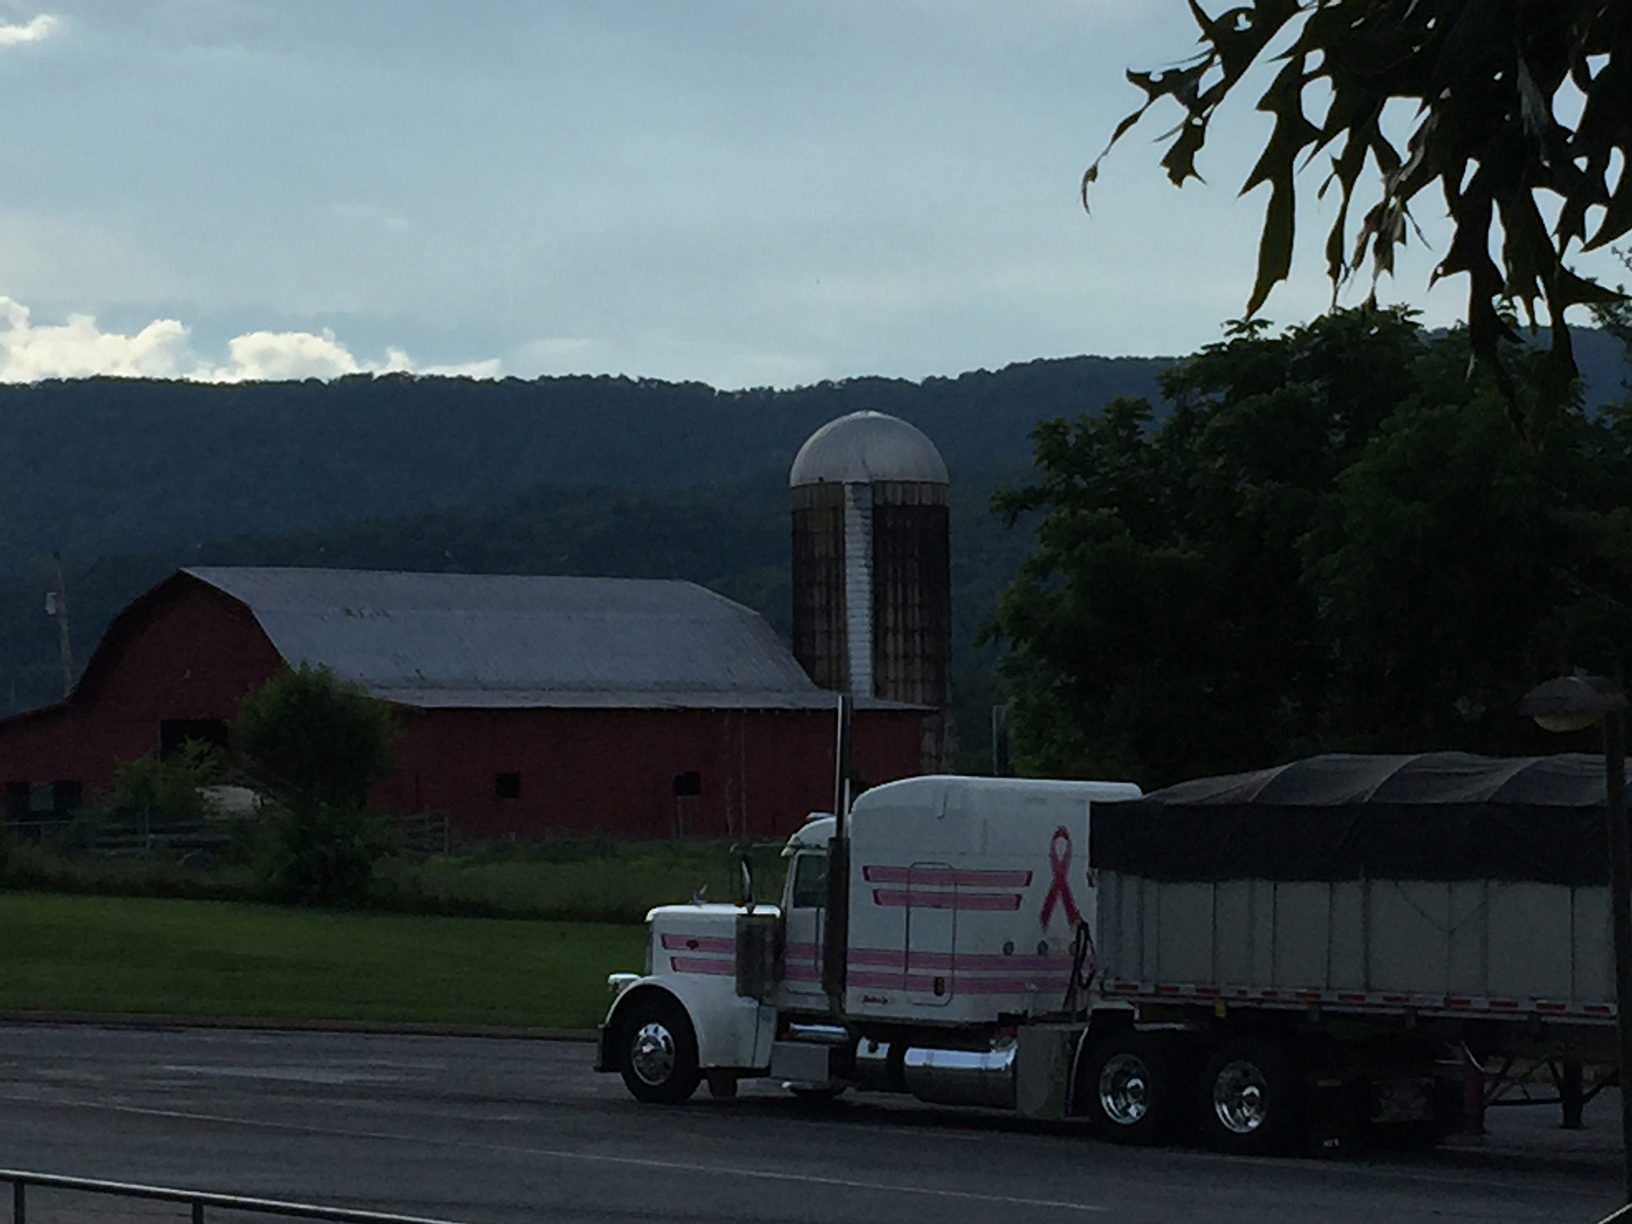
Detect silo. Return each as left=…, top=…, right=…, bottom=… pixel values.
left=790, top=411, right=952, bottom=770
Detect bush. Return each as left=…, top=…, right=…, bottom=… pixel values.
left=255, top=803, right=394, bottom=908
left=99, top=741, right=226, bottom=825
left=233, top=665, right=398, bottom=907
left=233, top=664, right=396, bottom=812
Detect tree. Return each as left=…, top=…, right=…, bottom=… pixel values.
left=232, top=664, right=397, bottom=905
left=233, top=663, right=396, bottom=813
left=986, top=306, right=1632, bottom=787
left=100, top=740, right=226, bottom=825
left=1088, top=1, right=1631, bottom=404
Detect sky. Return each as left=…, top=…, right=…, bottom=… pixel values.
left=0, top=0, right=1621, bottom=388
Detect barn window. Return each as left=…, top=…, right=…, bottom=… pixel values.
left=673, top=771, right=702, bottom=798
left=495, top=772, right=521, bottom=800
left=52, top=781, right=82, bottom=814
left=3, top=782, right=27, bottom=823
left=160, top=719, right=229, bottom=759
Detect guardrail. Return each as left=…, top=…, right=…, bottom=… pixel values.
left=0, top=1169, right=469, bottom=1224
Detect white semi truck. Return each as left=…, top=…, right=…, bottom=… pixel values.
left=596, top=757, right=1616, bottom=1153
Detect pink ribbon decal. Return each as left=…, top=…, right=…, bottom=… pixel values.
left=1039, top=825, right=1080, bottom=927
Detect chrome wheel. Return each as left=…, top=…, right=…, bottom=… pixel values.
left=1098, top=1052, right=1152, bottom=1126
left=630, top=1021, right=677, bottom=1086
left=1212, top=1059, right=1269, bottom=1134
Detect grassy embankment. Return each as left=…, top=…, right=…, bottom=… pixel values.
left=1, top=836, right=786, bottom=923
left=0, top=892, right=643, bottom=1029
left=0, top=839, right=789, bottom=1029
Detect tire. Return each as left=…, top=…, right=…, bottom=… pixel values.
left=1196, top=1037, right=1301, bottom=1155
left=1077, top=1031, right=1185, bottom=1145
left=617, top=993, right=701, bottom=1105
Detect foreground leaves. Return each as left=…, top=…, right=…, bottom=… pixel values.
left=1088, top=1, right=1632, bottom=409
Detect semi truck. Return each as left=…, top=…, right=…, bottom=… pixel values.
left=596, top=754, right=1616, bottom=1153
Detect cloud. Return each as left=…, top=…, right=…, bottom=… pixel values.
left=0, top=296, right=501, bottom=383
left=193, top=329, right=363, bottom=382
left=0, top=14, right=57, bottom=46
left=0, top=298, right=191, bottom=379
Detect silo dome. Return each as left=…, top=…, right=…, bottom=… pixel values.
left=789, top=409, right=953, bottom=771
left=789, top=411, right=948, bottom=487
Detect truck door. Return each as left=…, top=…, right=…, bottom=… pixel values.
left=907, top=861, right=955, bottom=1006
left=780, top=850, right=828, bottom=1002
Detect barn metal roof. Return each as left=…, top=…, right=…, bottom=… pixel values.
left=789, top=410, right=949, bottom=487
left=183, top=567, right=873, bottom=711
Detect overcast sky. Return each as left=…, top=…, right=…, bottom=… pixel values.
left=0, top=1, right=1620, bottom=387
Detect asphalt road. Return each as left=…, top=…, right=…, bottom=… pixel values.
left=0, top=1023, right=1619, bottom=1224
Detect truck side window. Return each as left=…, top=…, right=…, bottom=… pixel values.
left=790, top=852, right=828, bottom=908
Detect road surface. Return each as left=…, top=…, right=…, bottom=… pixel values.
left=0, top=1023, right=1618, bottom=1224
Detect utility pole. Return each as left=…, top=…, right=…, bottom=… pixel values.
left=46, top=553, right=73, bottom=699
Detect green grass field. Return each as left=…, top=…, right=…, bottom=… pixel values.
left=373, top=838, right=788, bottom=923
left=0, top=892, right=647, bottom=1030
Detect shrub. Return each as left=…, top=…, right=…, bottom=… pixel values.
left=232, top=664, right=396, bottom=812
left=99, top=741, right=227, bottom=825
left=255, top=802, right=393, bottom=907
left=233, top=665, right=398, bottom=907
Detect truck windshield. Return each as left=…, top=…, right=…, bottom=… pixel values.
left=790, top=851, right=828, bottom=908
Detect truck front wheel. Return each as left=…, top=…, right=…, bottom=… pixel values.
left=1197, top=1038, right=1300, bottom=1155
left=617, top=994, right=701, bottom=1105
left=1077, top=1032, right=1184, bottom=1145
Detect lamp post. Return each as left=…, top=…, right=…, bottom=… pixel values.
left=1521, top=674, right=1632, bottom=1202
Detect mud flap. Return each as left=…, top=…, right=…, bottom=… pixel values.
left=1015, top=1025, right=1082, bottom=1120
left=594, top=1024, right=614, bottom=1073
left=1303, top=1078, right=1353, bottom=1155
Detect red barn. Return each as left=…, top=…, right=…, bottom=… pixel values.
left=0, top=568, right=924, bottom=842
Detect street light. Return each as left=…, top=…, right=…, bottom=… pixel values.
left=1521, top=674, right=1632, bottom=1203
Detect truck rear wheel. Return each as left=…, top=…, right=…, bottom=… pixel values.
left=617, top=994, right=701, bottom=1105
left=1197, top=1038, right=1300, bottom=1155
left=1077, top=1031, right=1184, bottom=1145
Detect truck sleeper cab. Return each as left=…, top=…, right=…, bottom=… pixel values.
left=597, top=775, right=1142, bottom=1112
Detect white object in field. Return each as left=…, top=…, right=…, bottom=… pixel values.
left=200, top=785, right=261, bottom=818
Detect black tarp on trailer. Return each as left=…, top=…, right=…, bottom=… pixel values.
left=1091, top=752, right=1616, bottom=886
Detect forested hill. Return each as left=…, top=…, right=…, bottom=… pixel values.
left=0, top=353, right=1172, bottom=578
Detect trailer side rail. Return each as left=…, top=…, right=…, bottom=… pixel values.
left=1101, top=978, right=1616, bottom=1022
